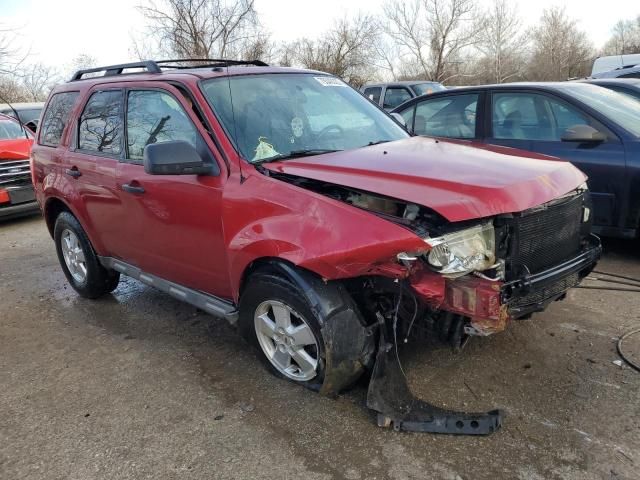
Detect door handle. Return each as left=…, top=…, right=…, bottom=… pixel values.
left=65, top=167, right=81, bottom=178
left=121, top=183, right=145, bottom=194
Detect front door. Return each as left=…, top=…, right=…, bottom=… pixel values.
left=487, top=91, right=626, bottom=228
left=114, top=86, right=230, bottom=298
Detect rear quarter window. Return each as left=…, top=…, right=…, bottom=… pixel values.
left=39, top=92, right=79, bottom=147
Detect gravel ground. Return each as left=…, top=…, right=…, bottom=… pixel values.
left=1, top=215, right=639, bottom=480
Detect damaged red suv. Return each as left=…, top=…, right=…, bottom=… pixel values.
left=32, top=60, right=600, bottom=434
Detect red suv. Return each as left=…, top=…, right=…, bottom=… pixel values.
left=32, top=60, right=600, bottom=434
left=0, top=113, right=37, bottom=219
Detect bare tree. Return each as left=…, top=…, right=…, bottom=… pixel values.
left=527, top=7, right=593, bottom=81
left=62, top=53, right=98, bottom=80
left=295, top=14, right=380, bottom=87
left=372, top=35, right=403, bottom=81
left=383, top=0, right=430, bottom=78
left=383, top=0, right=480, bottom=83
left=0, top=76, right=29, bottom=103
left=0, top=24, right=29, bottom=76
left=475, top=0, right=527, bottom=83
left=137, top=0, right=264, bottom=59
left=20, top=63, right=60, bottom=101
left=603, top=17, right=640, bottom=55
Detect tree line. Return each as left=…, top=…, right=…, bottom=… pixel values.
left=1, top=0, right=640, bottom=102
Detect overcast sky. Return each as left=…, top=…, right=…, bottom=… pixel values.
left=3, top=0, right=639, bottom=69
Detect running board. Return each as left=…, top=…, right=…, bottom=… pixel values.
left=98, top=256, right=239, bottom=324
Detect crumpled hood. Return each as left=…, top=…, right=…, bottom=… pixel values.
left=263, top=136, right=586, bottom=222
left=0, top=138, right=33, bottom=161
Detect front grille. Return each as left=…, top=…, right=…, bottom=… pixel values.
left=509, top=272, right=580, bottom=309
left=509, top=193, right=583, bottom=275
left=0, top=160, right=31, bottom=187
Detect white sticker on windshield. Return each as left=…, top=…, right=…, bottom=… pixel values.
left=314, top=76, right=347, bottom=87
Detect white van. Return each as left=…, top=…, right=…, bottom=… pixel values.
left=592, top=54, right=640, bottom=75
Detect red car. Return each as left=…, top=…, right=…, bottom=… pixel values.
left=0, top=113, right=38, bottom=219
left=32, top=60, right=600, bottom=434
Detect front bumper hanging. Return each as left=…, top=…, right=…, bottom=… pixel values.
left=366, top=313, right=503, bottom=435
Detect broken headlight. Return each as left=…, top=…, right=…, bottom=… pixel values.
left=425, top=223, right=496, bottom=277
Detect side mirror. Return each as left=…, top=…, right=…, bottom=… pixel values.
left=390, top=112, right=407, bottom=127
left=561, top=124, right=606, bottom=143
left=143, top=140, right=211, bottom=175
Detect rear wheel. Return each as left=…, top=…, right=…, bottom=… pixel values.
left=54, top=212, right=120, bottom=299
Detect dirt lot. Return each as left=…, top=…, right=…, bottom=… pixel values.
left=1, top=215, right=639, bottom=480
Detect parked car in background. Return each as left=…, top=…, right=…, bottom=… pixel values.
left=361, top=81, right=445, bottom=110
left=583, top=78, right=640, bottom=101
left=0, top=102, right=44, bottom=133
left=31, top=60, right=600, bottom=432
left=0, top=113, right=38, bottom=219
left=591, top=64, right=640, bottom=79
left=592, top=54, right=640, bottom=76
left=392, top=82, right=640, bottom=238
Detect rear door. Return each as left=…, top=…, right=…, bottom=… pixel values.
left=487, top=90, right=626, bottom=228
left=64, top=89, right=124, bottom=252
left=114, top=84, right=230, bottom=297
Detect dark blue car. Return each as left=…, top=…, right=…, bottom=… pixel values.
left=392, top=82, right=640, bottom=238
left=584, top=78, right=640, bottom=102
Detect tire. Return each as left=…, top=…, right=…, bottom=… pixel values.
left=238, top=267, right=375, bottom=395
left=239, top=271, right=327, bottom=391
left=53, top=211, right=120, bottom=299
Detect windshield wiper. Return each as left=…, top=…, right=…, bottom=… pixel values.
left=364, top=140, right=391, bottom=147
left=254, top=149, right=342, bottom=164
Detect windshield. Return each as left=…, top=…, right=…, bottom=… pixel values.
left=0, top=118, right=27, bottom=140
left=201, top=73, right=408, bottom=162
left=558, top=84, right=640, bottom=137
left=412, top=83, right=446, bottom=96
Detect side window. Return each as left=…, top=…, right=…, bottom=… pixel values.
left=414, top=94, right=478, bottom=139
left=547, top=98, right=590, bottom=133
left=39, top=92, right=79, bottom=147
left=493, top=92, right=591, bottom=141
left=78, top=90, right=124, bottom=155
left=400, top=105, right=415, bottom=132
left=126, top=90, right=197, bottom=161
left=383, top=87, right=412, bottom=109
left=363, top=87, right=382, bottom=105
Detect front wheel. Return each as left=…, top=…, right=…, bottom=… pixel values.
left=239, top=272, right=326, bottom=391
left=239, top=267, right=375, bottom=394
left=54, top=212, right=120, bottom=299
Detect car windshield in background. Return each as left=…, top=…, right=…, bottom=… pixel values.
left=558, top=84, right=640, bottom=137
left=412, top=83, right=446, bottom=96
left=201, top=74, right=408, bottom=163
left=0, top=119, right=27, bottom=140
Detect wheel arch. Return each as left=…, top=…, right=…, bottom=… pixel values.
left=238, top=256, right=376, bottom=395
left=43, top=197, right=73, bottom=238
left=43, top=196, right=108, bottom=254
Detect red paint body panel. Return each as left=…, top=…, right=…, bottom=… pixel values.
left=0, top=138, right=33, bottom=161
left=221, top=170, right=427, bottom=301
left=263, top=136, right=586, bottom=222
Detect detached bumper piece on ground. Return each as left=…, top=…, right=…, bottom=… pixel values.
left=366, top=313, right=503, bottom=435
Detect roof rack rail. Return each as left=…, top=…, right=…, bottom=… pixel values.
left=70, top=61, right=161, bottom=81
left=69, top=58, right=268, bottom=81
left=155, top=58, right=269, bottom=68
